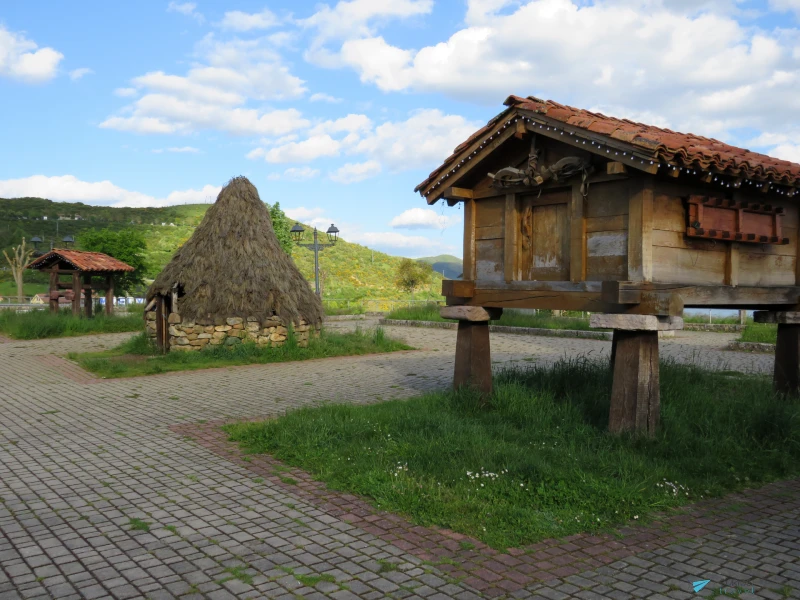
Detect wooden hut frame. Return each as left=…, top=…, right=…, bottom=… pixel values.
left=26, top=249, right=134, bottom=317
left=415, top=95, right=800, bottom=436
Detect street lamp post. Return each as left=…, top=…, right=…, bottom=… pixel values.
left=290, top=223, right=339, bottom=297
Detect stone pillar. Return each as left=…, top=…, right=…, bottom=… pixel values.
left=441, top=306, right=502, bottom=396
left=754, top=311, right=800, bottom=396
left=590, top=314, right=684, bottom=436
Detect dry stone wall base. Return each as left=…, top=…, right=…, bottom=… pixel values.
left=145, top=312, right=318, bottom=351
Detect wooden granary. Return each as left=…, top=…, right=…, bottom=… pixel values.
left=415, top=95, right=800, bottom=436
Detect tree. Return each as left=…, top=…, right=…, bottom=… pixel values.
left=79, top=228, right=147, bottom=294
left=267, top=202, right=293, bottom=255
left=395, top=258, right=433, bottom=300
left=3, top=238, right=34, bottom=303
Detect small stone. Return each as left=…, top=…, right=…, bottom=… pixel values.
left=270, top=332, right=286, bottom=342
left=209, top=338, right=223, bottom=345
left=257, top=336, right=270, bottom=344
left=197, top=333, right=212, bottom=339
left=167, top=313, right=181, bottom=324
left=226, top=317, right=244, bottom=326
left=276, top=326, right=288, bottom=335
left=246, top=323, right=260, bottom=332
left=204, top=326, right=215, bottom=333
left=247, top=316, right=259, bottom=322
left=186, top=333, right=198, bottom=341
left=212, top=331, right=227, bottom=339
left=224, top=336, right=242, bottom=346
left=145, top=311, right=157, bottom=321
left=181, top=320, right=196, bottom=328
left=168, top=326, right=186, bottom=337
left=176, top=337, right=190, bottom=345
left=215, top=325, right=232, bottom=332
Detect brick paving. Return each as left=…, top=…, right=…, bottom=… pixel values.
left=0, top=322, right=797, bottom=600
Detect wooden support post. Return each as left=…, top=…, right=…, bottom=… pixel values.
left=775, top=324, right=800, bottom=396
left=105, top=275, right=114, bottom=316
left=504, top=193, right=518, bottom=282
left=628, top=179, right=654, bottom=282
left=453, top=320, right=493, bottom=396
left=609, top=330, right=660, bottom=436
left=569, top=183, right=586, bottom=282
left=83, top=274, right=93, bottom=318
left=71, top=272, right=81, bottom=316
left=49, top=267, right=59, bottom=313
left=463, top=199, right=476, bottom=281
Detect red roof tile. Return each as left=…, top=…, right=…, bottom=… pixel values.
left=415, top=95, right=800, bottom=197
left=26, top=249, right=135, bottom=272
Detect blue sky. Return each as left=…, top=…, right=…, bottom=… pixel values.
left=1, top=0, right=799, bottom=258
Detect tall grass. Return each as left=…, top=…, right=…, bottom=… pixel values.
left=71, top=327, right=410, bottom=378
left=0, top=309, right=142, bottom=339
left=226, top=358, right=799, bottom=549
left=385, top=303, right=595, bottom=331
left=739, top=324, right=778, bottom=344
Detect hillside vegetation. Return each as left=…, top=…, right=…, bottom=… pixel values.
left=0, top=197, right=444, bottom=301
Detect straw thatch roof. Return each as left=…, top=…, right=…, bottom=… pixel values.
left=147, top=177, right=323, bottom=326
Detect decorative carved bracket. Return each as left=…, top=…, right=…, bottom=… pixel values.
left=488, top=134, right=593, bottom=188
left=685, top=195, right=789, bottom=244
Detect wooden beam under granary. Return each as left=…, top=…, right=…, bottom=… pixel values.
left=26, top=249, right=134, bottom=317
left=415, top=94, right=800, bottom=435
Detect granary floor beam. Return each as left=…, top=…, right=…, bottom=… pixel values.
left=591, top=314, right=684, bottom=437
left=754, top=311, right=800, bottom=395
left=441, top=306, right=502, bottom=396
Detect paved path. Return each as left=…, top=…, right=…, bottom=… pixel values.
left=0, top=324, right=796, bottom=600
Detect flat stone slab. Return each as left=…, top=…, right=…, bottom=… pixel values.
left=590, top=314, right=684, bottom=331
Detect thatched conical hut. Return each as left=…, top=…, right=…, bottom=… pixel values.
left=145, top=176, right=323, bottom=351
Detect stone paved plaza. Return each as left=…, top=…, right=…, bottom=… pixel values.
left=1, top=322, right=798, bottom=600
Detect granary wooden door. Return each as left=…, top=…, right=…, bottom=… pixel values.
left=520, top=190, right=571, bottom=281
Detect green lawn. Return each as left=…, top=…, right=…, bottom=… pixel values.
left=0, top=309, right=143, bottom=339
left=738, top=324, right=778, bottom=344
left=225, top=359, right=799, bottom=549
left=385, top=303, right=596, bottom=331
left=70, top=327, right=411, bottom=378
left=0, top=280, right=48, bottom=299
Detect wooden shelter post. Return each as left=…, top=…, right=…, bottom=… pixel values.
left=105, top=274, right=114, bottom=316
left=71, top=272, right=81, bottom=316
left=48, top=267, right=59, bottom=313
left=755, top=311, right=800, bottom=395
left=591, top=314, right=683, bottom=436
left=441, top=306, right=501, bottom=396
left=83, top=274, right=93, bottom=318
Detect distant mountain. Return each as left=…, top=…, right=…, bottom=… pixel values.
left=418, top=254, right=463, bottom=279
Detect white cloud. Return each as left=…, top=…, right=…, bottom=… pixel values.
left=309, top=92, right=342, bottom=103
left=349, top=231, right=456, bottom=256
left=0, top=25, right=63, bottom=83
left=772, top=143, right=800, bottom=163
left=114, top=87, right=137, bottom=97
left=285, top=206, right=325, bottom=220
left=329, top=0, right=800, bottom=143
left=103, top=36, right=307, bottom=135
left=218, top=9, right=279, bottom=31
left=300, top=0, right=433, bottom=66
left=328, top=160, right=381, bottom=183
left=267, top=167, right=321, bottom=181
left=152, top=146, right=201, bottom=153
left=69, top=67, right=93, bottom=81
left=262, top=134, right=342, bottom=163
left=0, top=174, right=220, bottom=208
left=310, top=113, right=372, bottom=135
left=770, top=0, right=800, bottom=16
left=167, top=1, right=204, bottom=22
left=390, top=208, right=461, bottom=230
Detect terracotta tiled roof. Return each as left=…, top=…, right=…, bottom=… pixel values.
left=415, top=95, right=800, bottom=197
left=26, top=249, right=135, bottom=272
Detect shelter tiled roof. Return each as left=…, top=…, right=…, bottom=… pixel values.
left=26, top=249, right=135, bottom=272
left=415, top=95, right=800, bottom=197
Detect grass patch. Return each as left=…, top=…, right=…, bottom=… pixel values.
left=385, top=303, right=596, bottom=331
left=0, top=309, right=142, bottom=340
left=224, top=358, right=800, bottom=550
left=738, top=323, right=777, bottom=344
left=69, top=327, right=410, bottom=378
left=128, top=517, right=150, bottom=532
left=217, top=566, right=253, bottom=586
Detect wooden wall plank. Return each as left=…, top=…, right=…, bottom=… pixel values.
left=726, top=242, right=740, bottom=287
left=463, top=199, right=476, bottom=280
left=476, top=238, right=505, bottom=282
left=653, top=194, right=686, bottom=232
left=738, top=253, right=796, bottom=286
left=570, top=184, right=586, bottom=282
left=475, top=197, right=505, bottom=228
left=652, top=246, right=726, bottom=285
left=530, top=203, right=570, bottom=280
left=585, top=181, right=630, bottom=218
left=504, top=193, right=519, bottom=282
left=628, top=179, right=654, bottom=282
left=586, top=215, right=628, bottom=233
left=475, top=226, right=505, bottom=240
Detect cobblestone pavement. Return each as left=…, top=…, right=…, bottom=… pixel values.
left=0, top=323, right=796, bottom=600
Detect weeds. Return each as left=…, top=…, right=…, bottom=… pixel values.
left=0, top=309, right=142, bottom=340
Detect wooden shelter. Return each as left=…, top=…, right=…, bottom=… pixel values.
left=26, top=249, right=134, bottom=316
left=415, top=95, right=800, bottom=436
left=145, top=177, right=323, bottom=352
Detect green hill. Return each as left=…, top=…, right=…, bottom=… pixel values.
left=419, top=254, right=462, bottom=279
left=0, top=197, right=443, bottom=302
